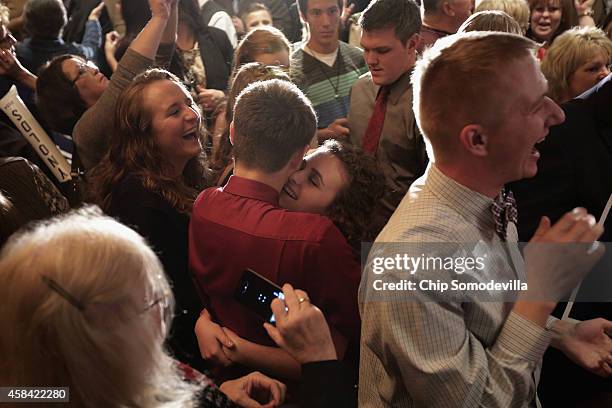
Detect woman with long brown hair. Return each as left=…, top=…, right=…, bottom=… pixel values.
left=89, top=68, right=209, bottom=372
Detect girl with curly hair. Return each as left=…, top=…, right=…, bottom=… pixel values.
left=280, top=139, right=384, bottom=249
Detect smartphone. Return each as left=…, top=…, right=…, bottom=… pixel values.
left=234, top=269, right=285, bottom=324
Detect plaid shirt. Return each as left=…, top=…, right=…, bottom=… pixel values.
left=358, top=164, right=553, bottom=407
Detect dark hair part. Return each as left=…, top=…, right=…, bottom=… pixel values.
left=122, top=0, right=152, bottom=37
left=24, top=0, right=67, bottom=39
left=360, top=0, right=422, bottom=44
left=233, top=79, right=316, bottom=173
left=36, top=54, right=87, bottom=134
left=88, top=69, right=208, bottom=214
left=179, top=0, right=208, bottom=36
left=322, top=140, right=384, bottom=248
left=297, top=0, right=343, bottom=19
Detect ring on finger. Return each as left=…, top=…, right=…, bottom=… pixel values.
left=298, top=296, right=310, bottom=304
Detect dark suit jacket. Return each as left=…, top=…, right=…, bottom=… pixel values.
left=510, top=79, right=612, bottom=407
left=510, top=80, right=612, bottom=242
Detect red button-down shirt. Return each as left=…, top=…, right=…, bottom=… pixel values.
left=189, top=176, right=361, bottom=349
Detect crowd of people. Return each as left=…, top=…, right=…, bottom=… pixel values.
left=0, top=0, right=612, bottom=406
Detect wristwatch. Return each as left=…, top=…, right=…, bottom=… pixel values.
left=578, top=9, right=594, bottom=17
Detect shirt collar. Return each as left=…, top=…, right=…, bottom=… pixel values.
left=373, top=69, right=413, bottom=105
left=222, top=175, right=280, bottom=206
left=426, top=164, right=497, bottom=232
left=421, top=24, right=454, bottom=37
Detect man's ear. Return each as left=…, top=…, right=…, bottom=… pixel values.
left=229, top=121, right=235, bottom=146
left=442, top=0, right=456, bottom=16
left=458, top=124, right=488, bottom=157
left=407, top=33, right=421, bottom=51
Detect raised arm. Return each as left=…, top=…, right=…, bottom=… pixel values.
left=129, top=0, right=176, bottom=59
left=72, top=0, right=179, bottom=170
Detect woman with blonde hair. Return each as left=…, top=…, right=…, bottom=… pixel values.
left=233, top=26, right=291, bottom=73
left=541, top=26, right=612, bottom=102
left=458, top=9, right=524, bottom=33
left=475, top=0, right=530, bottom=33
left=0, top=208, right=285, bottom=407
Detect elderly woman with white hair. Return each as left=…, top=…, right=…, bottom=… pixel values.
left=0, top=207, right=285, bottom=407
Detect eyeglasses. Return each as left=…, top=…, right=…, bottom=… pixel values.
left=41, top=275, right=170, bottom=315
left=70, top=60, right=99, bottom=85
left=141, top=295, right=170, bottom=315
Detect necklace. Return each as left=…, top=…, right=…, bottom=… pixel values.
left=304, top=44, right=342, bottom=99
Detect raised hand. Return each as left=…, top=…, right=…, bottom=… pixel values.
left=574, top=0, right=595, bottom=14
left=340, top=0, right=356, bottom=27
left=88, top=1, right=106, bottom=21
left=0, top=48, right=22, bottom=79
left=523, top=208, right=604, bottom=303
left=149, top=0, right=173, bottom=19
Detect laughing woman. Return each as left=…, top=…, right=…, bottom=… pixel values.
left=527, top=0, right=596, bottom=57
left=88, top=69, right=209, bottom=372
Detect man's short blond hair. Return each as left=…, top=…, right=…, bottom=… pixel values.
left=541, top=26, right=612, bottom=102
left=476, top=0, right=529, bottom=34
left=412, top=32, right=538, bottom=159
left=458, top=10, right=523, bottom=34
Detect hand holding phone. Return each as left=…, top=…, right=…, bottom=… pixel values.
left=234, top=269, right=285, bottom=324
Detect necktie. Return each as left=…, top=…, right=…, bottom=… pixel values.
left=362, top=86, right=390, bottom=155
left=491, top=188, right=518, bottom=241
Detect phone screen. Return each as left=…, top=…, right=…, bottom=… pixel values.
left=234, top=269, right=285, bottom=323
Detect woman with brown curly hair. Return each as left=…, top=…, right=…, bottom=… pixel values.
left=280, top=139, right=384, bottom=248
left=88, top=68, right=209, bottom=372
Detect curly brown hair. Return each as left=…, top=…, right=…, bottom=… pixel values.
left=322, top=139, right=384, bottom=248
left=88, top=69, right=209, bottom=215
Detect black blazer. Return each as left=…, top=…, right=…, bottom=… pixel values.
left=510, top=79, right=612, bottom=242
left=510, top=79, right=612, bottom=407
left=169, top=26, right=233, bottom=92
